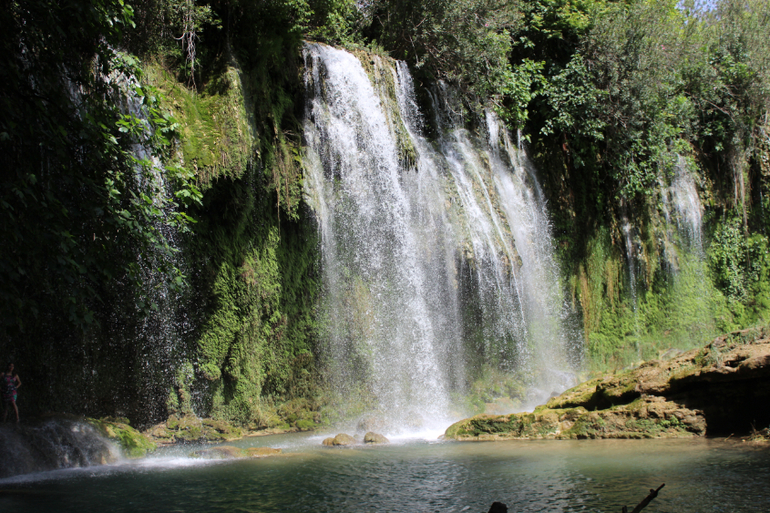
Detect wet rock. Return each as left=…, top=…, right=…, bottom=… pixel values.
left=363, top=432, right=389, bottom=444
left=403, top=411, right=425, bottom=429
left=322, top=433, right=356, bottom=446
left=0, top=418, right=122, bottom=479
left=446, top=328, right=770, bottom=440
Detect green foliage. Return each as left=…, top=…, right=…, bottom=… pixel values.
left=366, top=0, right=519, bottom=107
left=0, top=1, right=199, bottom=334
left=709, top=214, right=770, bottom=322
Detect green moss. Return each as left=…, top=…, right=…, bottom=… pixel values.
left=144, top=62, right=254, bottom=186
left=87, top=417, right=157, bottom=458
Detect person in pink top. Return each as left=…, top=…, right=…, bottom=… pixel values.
left=2, top=363, right=21, bottom=423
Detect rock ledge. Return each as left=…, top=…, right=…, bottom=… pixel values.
left=446, top=328, right=770, bottom=440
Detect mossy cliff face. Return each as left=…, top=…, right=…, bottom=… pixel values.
left=150, top=48, right=322, bottom=429
left=445, top=327, right=770, bottom=440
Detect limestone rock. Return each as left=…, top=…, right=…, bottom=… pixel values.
left=363, top=432, right=389, bottom=444
left=446, top=328, right=770, bottom=440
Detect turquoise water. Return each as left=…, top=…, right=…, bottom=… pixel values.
left=1, top=435, right=768, bottom=512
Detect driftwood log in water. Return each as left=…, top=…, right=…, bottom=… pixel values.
left=622, top=484, right=665, bottom=513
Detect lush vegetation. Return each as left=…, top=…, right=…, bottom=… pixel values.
left=1, top=0, right=768, bottom=427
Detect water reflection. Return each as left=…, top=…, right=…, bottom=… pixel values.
left=1, top=438, right=768, bottom=512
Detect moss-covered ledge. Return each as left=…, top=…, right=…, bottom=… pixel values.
left=86, top=417, right=157, bottom=458
left=445, top=327, right=770, bottom=440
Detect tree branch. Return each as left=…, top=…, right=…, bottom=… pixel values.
left=622, top=483, right=665, bottom=513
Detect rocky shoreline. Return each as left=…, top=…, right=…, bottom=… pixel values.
left=445, top=328, right=770, bottom=441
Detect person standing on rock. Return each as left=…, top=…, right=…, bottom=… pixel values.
left=2, top=363, right=21, bottom=423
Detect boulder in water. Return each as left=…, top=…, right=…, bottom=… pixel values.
left=488, top=502, right=508, bottom=513
left=146, top=414, right=244, bottom=445
left=403, top=411, right=425, bottom=429
left=322, top=433, right=356, bottom=446
left=363, top=432, right=389, bottom=444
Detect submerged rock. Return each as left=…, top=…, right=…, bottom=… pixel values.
left=192, top=445, right=246, bottom=459
left=446, top=328, right=770, bottom=440
left=192, top=445, right=283, bottom=459
left=246, top=447, right=282, bottom=457
left=322, top=433, right=357, bottom=446
left=363, top=432, right=389, bottom=444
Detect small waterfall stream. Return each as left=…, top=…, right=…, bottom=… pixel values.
left=665, top=156, right=704, bottom=253
left=302, top=44, right=579, bottom=429
left=659, top=156, right=713, bottom=335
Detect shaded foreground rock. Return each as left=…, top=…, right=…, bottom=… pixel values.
left=446, top=328, right=770, bottom=440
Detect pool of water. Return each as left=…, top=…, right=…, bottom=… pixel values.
left=1, top=434, right=768, bottom=512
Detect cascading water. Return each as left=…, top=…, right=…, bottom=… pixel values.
left=659, top=156, right=713, bottom=336
left=82, top=69, right=194, bottom=423
left=663, top=156, right=704, bottom=253
left=302, top=43, right=579, bottom=431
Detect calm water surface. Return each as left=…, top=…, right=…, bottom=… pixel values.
left=1, top=434, right=768, bottom=512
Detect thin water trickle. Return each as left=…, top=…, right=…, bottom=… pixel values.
left=665, top=156, right=705, bottom=254
left=658, top=156, right=714, bottom=336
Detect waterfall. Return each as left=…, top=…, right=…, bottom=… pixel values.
left=81, top=68, right=193, bottom=423
left=664, top=156, right=704, bottom=253
left=659, top=156, right=713, bottom=337
left=302, top=43, right=579, bottom=430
